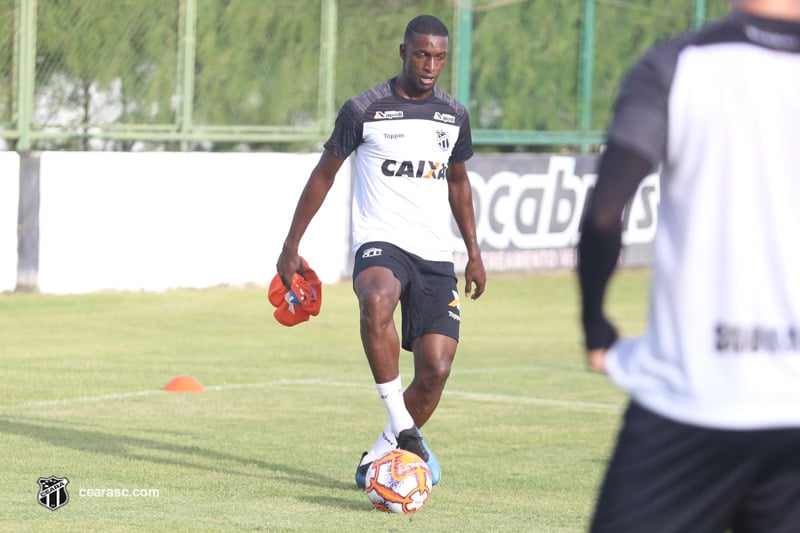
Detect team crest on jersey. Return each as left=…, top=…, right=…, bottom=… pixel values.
left=433, top=111, right=455, bottom=124
left=436, top=130, right=450, bottom=151
left=374, top=110, right=404, bottom=120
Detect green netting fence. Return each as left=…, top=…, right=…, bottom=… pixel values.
left=0, top=0, right=730, bottom=152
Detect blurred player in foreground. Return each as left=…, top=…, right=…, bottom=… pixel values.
left=578, top=0, right=800, bottom=531
left=276, top=14, right=485, bottom=488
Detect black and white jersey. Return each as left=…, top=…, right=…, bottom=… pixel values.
left=324, top=78, right=473, bottom=262
left=605, top=13, right=800, bottom=429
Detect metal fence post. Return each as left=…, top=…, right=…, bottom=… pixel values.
left=15, top=0, right=37, bottom=152
left=16, top=152, right=40, bottom=292
left=578, top=0, right=595, bottom=153
left=178, top=0, right=197, bottom=151
left=454, top=0, right=473, bottom=108
left=693, top=0, right=708, bottom=28
left=319, top=0, right=337, bottom=133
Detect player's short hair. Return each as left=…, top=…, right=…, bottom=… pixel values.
left=404, top=15, right=449, bottom=43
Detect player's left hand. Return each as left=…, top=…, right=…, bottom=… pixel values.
left=581, top=315, right=616, bottom=374
left=585, top=349, right=608, bottom=374
left=464, top=256, right=486, bottom=300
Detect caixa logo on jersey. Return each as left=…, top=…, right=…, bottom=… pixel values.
left=381, top=159, right=448, bottom=180
left=451, top=155, right=659, bottom=250
left=37, top=476, right=70, bottom=511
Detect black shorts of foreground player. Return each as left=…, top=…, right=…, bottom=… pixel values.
left=275, top=14, right=486, bottom=489
left=591, top=403, right=800, bottom=532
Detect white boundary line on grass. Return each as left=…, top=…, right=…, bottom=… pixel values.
left=2, top=377, right=623, bottom=413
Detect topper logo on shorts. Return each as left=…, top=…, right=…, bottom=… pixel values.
left=448, top=290, right=460, bottom=310
left=448, top=290, right=461, bottom=322
left=362, top=247, right=383, bottom=259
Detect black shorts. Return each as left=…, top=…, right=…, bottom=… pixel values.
left=591, top=402, right=800, bottom=533
left=352, top=242, right=460, bottom=351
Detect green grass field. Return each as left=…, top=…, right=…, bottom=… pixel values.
left=0, top=269, right=650, bottom=532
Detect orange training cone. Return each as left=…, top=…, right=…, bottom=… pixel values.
left=163, top=376, right=205, bottom=392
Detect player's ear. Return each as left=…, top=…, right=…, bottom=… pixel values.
left=399, top=43, right=407, bottom=60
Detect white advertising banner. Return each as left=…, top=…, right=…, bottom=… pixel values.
left=10, top=151, right=658, bottom=294
left=37, top=152, right=352, bottom=293
left=454, top=154, right=659, bottom=271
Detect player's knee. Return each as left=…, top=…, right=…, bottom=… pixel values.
left=421, top=356, right=452, bottom=387
left=358, top=289, right=396, bottom=325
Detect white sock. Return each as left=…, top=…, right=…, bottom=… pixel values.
left=362, top=424, right=397, bottom=464
left=376, top=376, right=415, bottom=437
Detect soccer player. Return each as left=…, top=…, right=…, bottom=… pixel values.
left=276, top=14, right=486, bottom=488
left=577, top=0, right=800, bottom=531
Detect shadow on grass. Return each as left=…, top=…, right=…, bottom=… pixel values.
left=0, top=416, right=357, bottom=495
left=296, top=494, right=371, bottom=512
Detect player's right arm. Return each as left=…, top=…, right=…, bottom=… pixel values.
left=276, top=150, right=344, bottom=287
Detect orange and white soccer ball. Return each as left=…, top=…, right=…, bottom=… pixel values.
left=364, top=449, right=433, bottom=514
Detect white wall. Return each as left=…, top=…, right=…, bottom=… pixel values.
left=37, top=152, right=351, bottom=294
left=0, top=152, right=20, bottom=292
left=9, top=151, right=657, bottom=294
